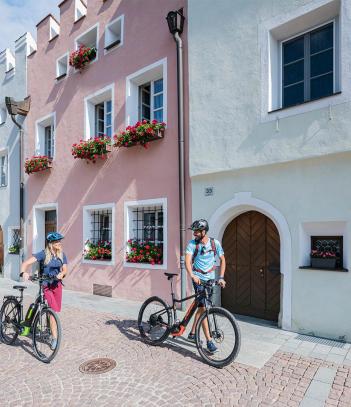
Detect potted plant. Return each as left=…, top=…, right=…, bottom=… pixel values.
left=24, top=156, right=52, bottom=174
left=310, top=250, right=337, bottom=269
left=71, top=136, right=112, bottom=163
left=69, top=45, right=97, bottom=71
left=113, top=120, right=166, bottom=149
left=83, top=240, right=112, bottom=261
left=8, top=245, right=20, bottom=254
left=125, top=239, right=163, bottom=265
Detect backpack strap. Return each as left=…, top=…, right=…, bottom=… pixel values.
left=210, top=238, right=217, bottom=258
left=192, top=242, right=200, bottom=264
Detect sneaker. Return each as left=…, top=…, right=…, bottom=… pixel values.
left=207, top=340, right=218, bottom=353
left=50, top=338, right=57, bottom=350
left=187, top=332, right=196, bottom=343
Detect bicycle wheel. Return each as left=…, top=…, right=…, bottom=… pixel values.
left=0, top=298, right=21, bottom=345
left=138, top=296, right=171, bottom=345
left=32, top=307, right=61, bottom=363
left=196, top=306, right=241, bottom=368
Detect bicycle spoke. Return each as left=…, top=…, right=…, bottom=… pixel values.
left=33, top=309, right=61, bottom=363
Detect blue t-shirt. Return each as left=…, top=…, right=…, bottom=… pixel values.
left=186, top=238, right=224, bottom=281
left=33, top=250, right=67, bottom=280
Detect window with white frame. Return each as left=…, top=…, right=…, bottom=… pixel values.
left=8, top=227, right=20, bottom=254
left=139, top=79, right=164, bottom=122
left=36, top=114, right=55, bottom=158
left=83, top=204, right=114, bottom=263
left=0, top=106, right=6, bottom=125
left=104, top=15, right=124, bottom=51
left=0, top=154, right=7, bottom=187
left=56, top=53, right=68, bottom=79
left=125, top=199, right=166, bottom=267
left=76, top=24, right=98, bottom=56
left=126, top=59, right=167, bottom=126
left=282, top=22, right=335, bottom=108
left=85, top=85, right=113, bottom=139
left=75, top=0, right=87, bottom=22
left=49, top=16, right=60, bottom=40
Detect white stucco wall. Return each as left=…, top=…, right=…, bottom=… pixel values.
left=0, top=33, right=36, bottom=279
left=191, top=152, right=351, bottom=341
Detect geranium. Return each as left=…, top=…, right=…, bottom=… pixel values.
left=84, top=240, right=112, bottom=261
left=310, top=250, right=337, bottom=259
left=71, top=136, right=112, bottom=163
left=69, top=46, right=96, bottom=71
left=24, top=156, right=52, bottom=174
left=126, top=239, right=163, bottom=265
left=113, top=120, right=166, bottom=149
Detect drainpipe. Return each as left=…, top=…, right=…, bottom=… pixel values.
left=173, top=31, right=186, bottom=309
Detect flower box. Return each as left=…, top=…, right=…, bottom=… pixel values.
left=8, top=245, right=19, bottom=254
left=24, top=156, right=52, bottom=174
left=72, top=136, right=112, bottom=163
left=69, top=46, right=96, bottom=71
left=125, top=240, right=163, bottom=265
left=311, top=258, right=337, bottom=269
left=114, top=120, right=166, bottom=149
left=83, top=240, right=112, bottom=261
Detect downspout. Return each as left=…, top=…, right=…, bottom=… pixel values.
left=172, top=31, right=186, bottom=309
left=9, top=114, right=24, bottom=270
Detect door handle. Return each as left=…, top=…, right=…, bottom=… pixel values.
left=259, top=268, right=264, bottom=278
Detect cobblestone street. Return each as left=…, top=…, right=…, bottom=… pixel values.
left=1, top=291, right=351, bottom=406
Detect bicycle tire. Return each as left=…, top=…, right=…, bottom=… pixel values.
left=195, top=306, right=241, bottom=368
left=138, top=296, right=171, bottom=345
left=0, top=298, right=21, bottom=345
left=32, top=307, right=62, bottom=363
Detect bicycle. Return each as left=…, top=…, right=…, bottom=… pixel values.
left=138, top=273, right=241, bottom=368
left=0, top=274, right=62, bottom=363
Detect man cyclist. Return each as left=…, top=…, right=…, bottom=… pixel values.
left=185, top=219, right=226, bottom=353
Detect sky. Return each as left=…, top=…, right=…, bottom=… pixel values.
left=0, top=0, right=59, bottom=52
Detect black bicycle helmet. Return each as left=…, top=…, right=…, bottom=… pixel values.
left=189, top=219, right=209, bottom=232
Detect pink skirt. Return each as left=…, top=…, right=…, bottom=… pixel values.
left=43, top=283, right=62, bottom=312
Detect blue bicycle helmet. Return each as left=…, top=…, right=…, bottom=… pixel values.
left=46, top=232, right=64, bottom=242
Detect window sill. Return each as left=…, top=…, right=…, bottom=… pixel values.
left=74, top=14, right=86, bottom=24
left=5, top=67, right=14, bottom=74
left=82, top=259, right=114, bottom=266
left=56, top=73, right=67, bottom=81
left=49, top=34, right=59, bottom=43
left=269, top=91, right=342, bottom=114
left=124, top=261, right=166, bottom=270
left=104, top=40, right=121, bottom=51
left=299, top=266, right=348, bottom=272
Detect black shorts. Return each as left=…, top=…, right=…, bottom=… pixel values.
left=193, top=279, right=214, bottom=307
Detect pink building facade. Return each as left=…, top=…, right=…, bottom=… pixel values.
left=25, top=0, right=190, bottom=302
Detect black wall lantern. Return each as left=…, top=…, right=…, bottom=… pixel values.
left=166, top=9, right=185, bottom=35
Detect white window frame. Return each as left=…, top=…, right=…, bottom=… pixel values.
left=35, top=113, right=56, bottom=158
left=124, top=197, right=167, bottom=270
left=0, top=105, right=7, bottom=125
left=104, top=15, right=124, bottom=55
left=84, top=83, right=114, bottom=140
left=83, top=203, right=115, bottom=266
left=126, top=58, right=167, bottom=126
left=7, top=226, right=20, bottom=253
left=74, top=23, right=99, bottom=70
left=32, top=203, right=58, bottom=254
left=259, top=0, right=343, bottom=122
left=75, top=0, right=87, bottom=22
left=56, top=52, right=69, bottom=80
left=0, top=153, right=7, bottom=187
left=139, top=78, right=164, bottom=122
left=95, top=100, right=112, bottom=137
left=49, top=16, right=60, bottom=40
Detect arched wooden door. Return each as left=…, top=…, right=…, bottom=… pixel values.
left=222, top=211, right=281, bottom=321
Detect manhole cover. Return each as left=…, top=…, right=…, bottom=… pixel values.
left=79, top=358, right=116, bottom=374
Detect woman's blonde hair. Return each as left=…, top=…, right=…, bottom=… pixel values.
left=44, top=242, right=64, bottom=265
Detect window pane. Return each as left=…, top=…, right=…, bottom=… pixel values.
left=283, top=60, right=304, bottom=86
left=310, top=73, right=333, bottom=100
left=106, top=127, right=112, bottom=137
left=154, top=94, right=163, bottom=109
left=142, top=105, right=150, bottom=120
left=283, top=83, right=304, bottom=107
left=310, top=24, right=333, bottom=54
left=106, top=113, right=111, bottom=127
left=144, top=212, right=155, bottom=241
left=283, top=37, right=304, bottom=64
left=154, top=78, right=163, bottom=93
left=106, top=100, right=112, bottom=113
left=154, top=109, right=163, bottom=122
left=98, top=120, right=104, bottom=134
left=310, top=49, right=333, bottom=77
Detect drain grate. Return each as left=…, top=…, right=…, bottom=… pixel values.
left=295, top=334, right=346, bottom=348
left=79, top=358, right=116, bottom=374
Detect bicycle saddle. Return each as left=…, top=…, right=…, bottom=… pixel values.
left=164, top=273, right=178, bottom=280
left=13, top=285, right=27, bottom=291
